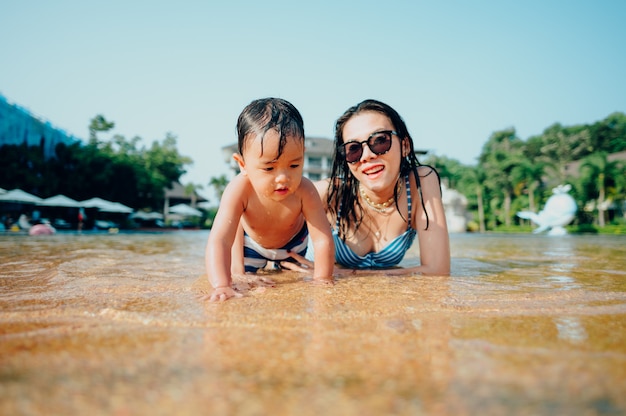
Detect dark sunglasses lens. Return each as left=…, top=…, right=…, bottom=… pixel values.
left=344, top=143, right=363, bottom=163
left=369, top=133, right=392, bottom=154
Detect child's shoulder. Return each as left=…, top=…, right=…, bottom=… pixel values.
left=221, top=173, right=253, bottom=201
left=296, top=176, right=318, bottom=196
left=226, top=173, right=250, bottom=188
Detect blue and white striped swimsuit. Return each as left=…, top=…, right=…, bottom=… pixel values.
left=333, top=176, right=416, bottom=269
left=243, top=224, right=308, bottom=273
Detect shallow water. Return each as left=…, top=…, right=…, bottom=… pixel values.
left=1, top=231, right=625, bottom=415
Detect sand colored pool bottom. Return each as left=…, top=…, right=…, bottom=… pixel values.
left=1, top=231, right=625, bottom=415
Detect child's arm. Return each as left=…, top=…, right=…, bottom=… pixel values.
left=230, top=220, right=245, bottom=276
left=299, top=179, right=335, bottom=284
left=205, top=176, right=247, bottom=301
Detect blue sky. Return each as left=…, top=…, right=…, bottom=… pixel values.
left=2, top=1, right=625, bottom=200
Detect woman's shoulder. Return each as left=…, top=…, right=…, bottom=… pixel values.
left=409, top=165, right=442, bottom=194
left=406, top=165, right=440, bottom=183
left=312, top=178, right=331, bottom=200
left=416, top=164, right=439, bottom=178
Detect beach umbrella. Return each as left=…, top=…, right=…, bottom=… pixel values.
left=106, top=202, right=133, bottom=214
left=169, top=203, right=203, bottom=217
left=81, top=197, right=133, bottom=213
left=131, top=211, right=164, bottom=220
left=0, top=189, right=43, bottom=204
left=81, top=197, right=114, bottom=210
left=38, top=194, right=82, bottom=208
left=196, top=201, right=213, bottom=210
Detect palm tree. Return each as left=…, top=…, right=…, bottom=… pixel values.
left=579, top=152, right=623, bottom=227
left=539, top=124, right=591, bottom=182
left=184, top=183, right=204, bottom=208
left=209, top=175, right=229, bottom=200
left=479, top=128, right=525, bottom=227
left=511, top=158, right=548, bottom=213
left=462, top=166, right=487, bottom=232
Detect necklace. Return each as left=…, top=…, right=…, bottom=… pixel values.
left=359, top=187, right=396, bottom=213
left=367, top=209, right=392, bottom=240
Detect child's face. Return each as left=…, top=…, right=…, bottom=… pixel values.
left=239, top=129, right=305, bottom=201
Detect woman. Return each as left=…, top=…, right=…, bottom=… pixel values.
left=287, top=99, right=450, bottom=276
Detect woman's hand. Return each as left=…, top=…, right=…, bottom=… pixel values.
left=281, top=251, right=315, bottom=273
left=281, top=251, right=357, bottom=279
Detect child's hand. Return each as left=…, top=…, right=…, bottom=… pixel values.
left=311, top=276, right=334, bottom=286
left=207, top=286, right=243, bottom=302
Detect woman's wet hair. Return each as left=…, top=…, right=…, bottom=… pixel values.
left=236, top=97, right=305, bottom=159
left=327, top=99, right=441, bottom=239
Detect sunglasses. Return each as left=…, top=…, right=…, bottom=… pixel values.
left=339, top=130, right=397, bottom=163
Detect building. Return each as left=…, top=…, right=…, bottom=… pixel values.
left=164, top=181, right=208, bottom=207
left=0, top=94, right=81, bottom=159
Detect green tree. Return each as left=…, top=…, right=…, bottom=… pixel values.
left=184, top=182, right=204, bottom=208
left=590, top=112, right=626, bottom=153
left=457, top=165, right=487, bottom=232
left=88, top=114, right=115, bottom=144
left=424, top=155, right=465, bottom=189
left=539, top=123, right=591, bottom=183
left=511, top=158, right=548, bottom=213
left=209, top=174, right=230, bottom=201
left=479, top=128, right=525, bottom=227
left=579, top=152, right=624, bottom=227
left=145, top=133, right=192, bottom=191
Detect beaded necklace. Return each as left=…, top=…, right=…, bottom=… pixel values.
left=359, top=187, right=395, bottom=213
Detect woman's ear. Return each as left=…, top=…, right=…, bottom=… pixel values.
left=401, top=138, right=411, bottom=158
left=232, top=153, right=247, bottom=175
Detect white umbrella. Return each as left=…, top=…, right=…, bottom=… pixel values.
left=38, top=194, right=82, bottom=208
left=169, top=203, right=203, bottom=217
left=196, top=201, right=213, bottom=210
left=0, top=189, right=43, bottom=204
left=81, top=197, right=115, bottom=210
left=131, top=211, right=164, bottom=220
left=81, top=197, right=133, bottom=213
left=107, top=202, right=133, bottom=214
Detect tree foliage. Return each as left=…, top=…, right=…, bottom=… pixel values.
left=431, top=112, right=626, bottom=230
left=2, top=111, right=625, bottom=229
left=0, top=115, right=193, bottom=211
left=209, top=174, right=229, bottom=200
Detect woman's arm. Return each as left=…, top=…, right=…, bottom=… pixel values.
left=408, top=166, right=451, bottom=276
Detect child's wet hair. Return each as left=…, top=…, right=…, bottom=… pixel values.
left=237, top=98, right=305, bottom=159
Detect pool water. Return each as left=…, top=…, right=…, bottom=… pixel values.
left=1, top=231, right=625, bottom=415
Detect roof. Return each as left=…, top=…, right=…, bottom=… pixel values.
left=164, top=181, right=208, bottom=202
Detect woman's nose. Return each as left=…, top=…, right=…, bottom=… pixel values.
left=360, top=142, right=376, bottom=161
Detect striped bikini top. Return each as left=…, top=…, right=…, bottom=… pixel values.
left=333, top=175, right=417, bottom=269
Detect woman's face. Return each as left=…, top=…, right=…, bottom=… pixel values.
left=341, top=111, right=406, bottom=194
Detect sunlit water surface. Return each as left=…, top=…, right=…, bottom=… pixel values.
left=1, top=231, right=625, bottom=415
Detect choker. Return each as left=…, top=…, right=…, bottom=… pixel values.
left=360, top=187, right=395, bottom=213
